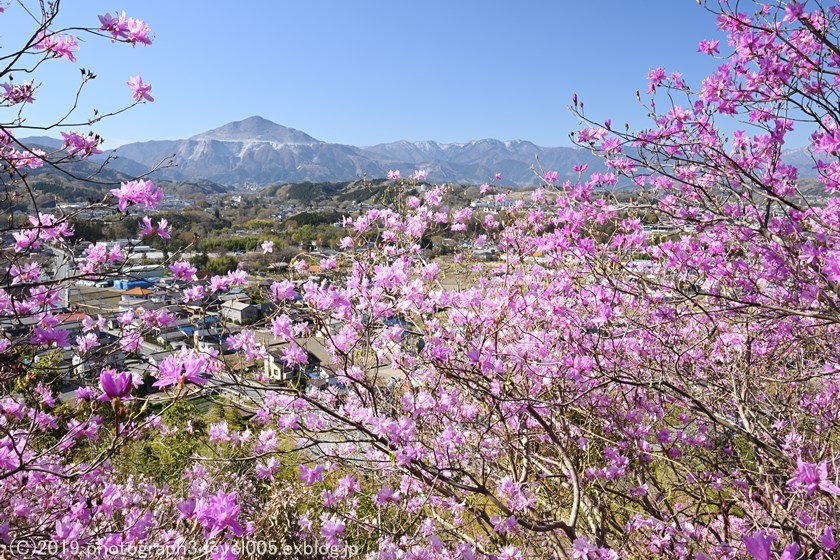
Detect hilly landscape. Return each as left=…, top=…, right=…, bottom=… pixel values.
left=20, top=116, right=825, bottom=202
left=14, top=140, right=229, bottom=208
left=109, top=116, right=607, bottom=188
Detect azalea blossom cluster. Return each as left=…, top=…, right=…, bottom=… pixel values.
left=0, top=5, right=154, bottom=178
left=230, top=2, right=840, bottom=557
left=2, top=1, right=840, bottom=560
left=0, top=5, right=263, bottom=557
left=98, top=11, right=153, bottom=46
left=0, top=80, right=35, bottom=106
left=387, top=169, right=429, bottom=183
left=34, top=31, right=78, bottom=62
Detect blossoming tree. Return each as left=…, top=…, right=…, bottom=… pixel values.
left=2, top=1, right=840, bottom=560
left=0, top=3, right=249, bottom=559
left=238, top=2, right=840, bottom=558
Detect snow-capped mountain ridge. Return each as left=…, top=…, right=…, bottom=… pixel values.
left=107, top=116, right=605, bottom=187
left=24, top=116, right=818, bottom=189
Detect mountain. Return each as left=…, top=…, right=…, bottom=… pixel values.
left=781, top=147, right=818, bottom=177
left=21, top=119, right=821, bottom=191
left=9, top=139, right=228, bottom=207
left=112, top=116, right=606, bottom=187
left=364, top=138, right=604, bottom=185
left=20, top=135, right=64, bottom=149
left=18, top=135, right=155, bottom=178
left=192, top=116, right=321, bottom=144
left=112, top=117, right=389, bottom=186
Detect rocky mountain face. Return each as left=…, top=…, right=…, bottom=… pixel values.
left=113, top=117, right=384, bottom=186
left=110, top=116, right=605, bottom=187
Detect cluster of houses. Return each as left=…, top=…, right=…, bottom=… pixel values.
left=4, top=244, right=347, bottom=405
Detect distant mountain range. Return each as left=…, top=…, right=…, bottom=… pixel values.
left=21, top=116, right=822, bottom=193
left=104, top=116, right=606, bottom=188
left=14, top=137, right=228, bottom=207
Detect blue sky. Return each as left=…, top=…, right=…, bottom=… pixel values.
left=4, top=1, right=727, bottom=148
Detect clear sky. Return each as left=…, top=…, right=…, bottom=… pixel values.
left=4, top=1, right=729, bottom=148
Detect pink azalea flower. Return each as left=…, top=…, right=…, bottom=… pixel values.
left=98, top=11, right=129, bottom=39
left=110, top=179, right=162, bottom=211
left=108, top=243, right=125, bottom=263
left=98, top=369, right=133, bottom=402
left=270, top=314, right=293, bottom=341
left=270, top=280, right=296, bottom=301
left=320, top=514, right=345, bottom=545
left=226, top=330, right=266, bottom=360
left=783, top=1, right=805, bottom=22
left=498, top=546, right=523, bottom=560
left=698, top=39, right=720, bottom=55
left=30, top=326, right=69, bottom=348
left=9, top=262, right=40, bottom=285
left=157, top=218, right=171, bottom=239
left=298, top=464, right=324, bottom=486
left=170, top=261, right=197, bottom=281
left=1, top=80, right=35, bottom=105
left=821, top=526, right=837, bottom=550
left=61, top=132, right=101, bottom=157
left=127, top=75, right=154, bottom=102
left=227, top=268, right=247, bottom=286
left=75, top=386, right=95, bottom=404
left=125, top=17, right=152, bottom=46
left=75, top=333, right=100, bottom=354
left=646, top=67, right=667, bottom=93
left=256, top=457, right=280, bottom=480
left=209, top=275, right=231, bottom=292
left=197, top=490, right=243, bottom=539
left=119, top=330, right=143, bottom=352
left=183, top=285, right=205, bottom=302
left=13, top=230, right=41, bottom=252
left=788, top=458, right=840, bottom=495
left=34, top=31, right=77, bottom=62
left=153, top=351, right=209, bottom=389
left=780, top=544, right=800, bottom=560
left=281, top=344, right=307, bottom=366
left=138, top=216, right=155, bottom=236
left=743, top=532, right=773, bottom=560
left=335, top=474, right=360, bottom=499
left=28, top=213, right=72, bottom=241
